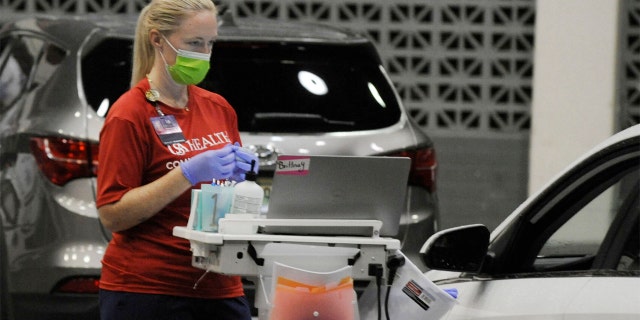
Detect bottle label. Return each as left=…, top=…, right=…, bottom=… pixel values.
left=231, top=195, right=262, bottom=214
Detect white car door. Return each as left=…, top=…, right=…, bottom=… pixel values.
left=437, top=276, right=640, bottom=320
left=564, top=277, right=640, bottom=319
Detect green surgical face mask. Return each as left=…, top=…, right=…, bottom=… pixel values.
left=161, top=35, right=211, bottom=85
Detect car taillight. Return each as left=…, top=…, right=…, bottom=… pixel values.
left=390, top=147, right=437, bottom=193
left=29, top=137, right=99, bottom=186
left=52, top=276, right=100, bottom=294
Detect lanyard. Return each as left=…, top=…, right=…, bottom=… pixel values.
left=145, top=88, right=165, bottom=116
left=145, top=88, right=186, bottom=145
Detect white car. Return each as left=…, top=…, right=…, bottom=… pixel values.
left=421, top=124, right=640, bottom=319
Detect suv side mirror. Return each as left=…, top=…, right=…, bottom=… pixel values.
left=420, top=224, right=490, bottom=272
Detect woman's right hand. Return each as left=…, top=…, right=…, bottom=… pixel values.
left=180, top=144, right=236, bottom=185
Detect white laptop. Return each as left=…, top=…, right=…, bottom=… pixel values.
left=261, top=154, right=411, bottom=237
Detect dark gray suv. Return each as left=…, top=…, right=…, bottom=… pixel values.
left=0, top=14, right=438, bottom=318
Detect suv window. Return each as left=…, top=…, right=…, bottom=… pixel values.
left=81, top=38, right=132, bottom=117
left=83, top=38, right=402, bottom=133
left=532, top=148, right=640, bottom=272
left=201, top=41, right=401, bottom=133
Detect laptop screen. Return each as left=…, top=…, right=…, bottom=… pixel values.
left=264, top=155, right=410, bottom=237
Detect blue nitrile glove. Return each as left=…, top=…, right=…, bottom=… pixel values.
left=231, top=142, right=259, bottom=181
left=180, top=144, right=236, bottom=185
left=444, top=288, right=458, bottom=299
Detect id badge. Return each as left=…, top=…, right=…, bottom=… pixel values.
left=150, top=115, right=186, bottom=145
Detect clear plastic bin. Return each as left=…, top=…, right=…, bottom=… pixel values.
left=269, top=262, right=356, bottom=320
left=256, top=243, right=360, bottom=320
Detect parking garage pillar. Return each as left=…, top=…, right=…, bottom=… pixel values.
left=529, top=0, right=621, bottom=194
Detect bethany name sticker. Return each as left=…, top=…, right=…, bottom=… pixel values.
left=275, top=156, right=310, bottom=175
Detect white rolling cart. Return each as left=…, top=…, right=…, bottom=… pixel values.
left=173, top=215, right=401, bottom=320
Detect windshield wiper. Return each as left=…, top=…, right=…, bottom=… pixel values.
left=250, top=112, right=355, bottom=132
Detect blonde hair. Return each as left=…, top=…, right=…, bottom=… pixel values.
left=131, top=0, right=217, bottom=87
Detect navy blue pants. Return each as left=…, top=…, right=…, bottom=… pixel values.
left=99, top=289, right=252, bottom=320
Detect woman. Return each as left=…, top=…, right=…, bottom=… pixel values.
left=96, top=0, right=256, bottom=319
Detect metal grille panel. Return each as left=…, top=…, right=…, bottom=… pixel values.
left=219, top=0, right=536, bottom=136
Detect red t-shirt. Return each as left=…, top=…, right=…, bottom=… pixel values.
left=96, top=78, right=244, bottom=299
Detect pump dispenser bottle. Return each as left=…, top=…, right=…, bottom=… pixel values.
left=230, top=160, right=264, bottom=217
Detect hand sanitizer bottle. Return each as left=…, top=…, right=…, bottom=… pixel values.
left=230, top=160, right=264, bottom=217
